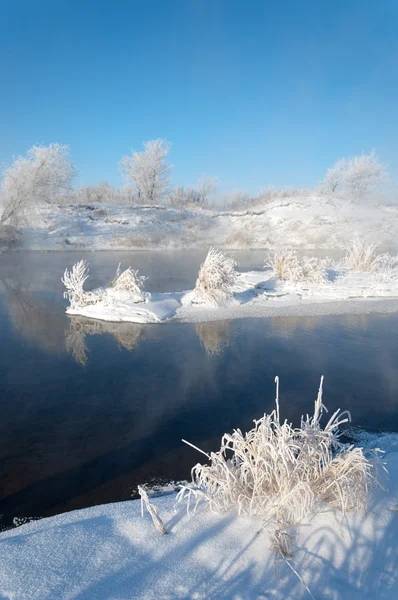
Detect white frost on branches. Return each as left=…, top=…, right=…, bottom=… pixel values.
left=62, top=261, right=150, bottom=311
left=119, top=139, right=172, bottom=204
left=178, top=376, right=384, bottom=559
left=192, top=247, right=237, bottom=307
left=62, top=260, right=102, bottom=309
left=0, top=143, right=75, bottom=225
left=62, top=260, right=90, bottom=309
left=322, top=158, right=348, bottom=193
left=321, top=150, right=387, bottom=198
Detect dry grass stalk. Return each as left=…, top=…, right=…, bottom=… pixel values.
left=138, top=485, right=167, bottom=535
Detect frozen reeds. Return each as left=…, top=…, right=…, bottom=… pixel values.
left=178, top=377, right=383, bottom=558
left=62, top=260, right=101, bottom=309
left=342, top=238, right=398, bottom=281
left=62, top=260, right=148, bottom=310
left=138, top=485, right=167, bottom=535
left=343, top=238, right=378, bottom=272
left=192, top=247, right=237, bottom=307
left=111, top=263, right=147, bottom=294
left=265, top=248, right=327, bottom=284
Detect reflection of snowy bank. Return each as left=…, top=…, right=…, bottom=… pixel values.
left=63, top=245, right=398, bottom=325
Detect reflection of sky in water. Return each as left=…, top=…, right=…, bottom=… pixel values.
left=0, top=251, right=397, bottom=526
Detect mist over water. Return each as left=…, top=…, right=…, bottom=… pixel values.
left=0, top=250, right=398, bottom=528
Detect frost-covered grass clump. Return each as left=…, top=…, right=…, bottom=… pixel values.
left=343, top=238, right=379, bottom=272
left=192, top=247, right=237, bottom=307
left=265, top=248, right=327, bottom=284
left=62, top=260, right=148, bottom=311
left=110, top=263, right=147, bottom=294
left=178, top=377, right=382, bottom=558
left=62, top=260, right=103, bottom=309
left=342, top=238, right=398, bottom=281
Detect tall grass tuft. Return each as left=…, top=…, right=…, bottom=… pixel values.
left=111, top=263, right=147, bottom=294
left=192, top=247, right=237, bottom=306
left=265, top=248, right=327, bottom=284
left=178, top=377, right=383, bottom=558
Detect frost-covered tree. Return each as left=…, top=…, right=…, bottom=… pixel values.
left=344, top=150, right=387, bottom=198
left=119, top=138, right=172, bottom=204
left=0, top=143, right=75, bottom=225
left=195, top=174, right=218, bottom=205
left=321, top=158, right=348, bottom=193
left=322, top=151, right=387, bottom=198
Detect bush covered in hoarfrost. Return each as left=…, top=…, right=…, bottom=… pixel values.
left=265, top=248, right=327, bottom=284
left=62, top=260, right=149, bottom=310
left=342, top=238, right=398, bottom=282
left=62, top=260, right=98, bottom=309
left=178, top=377, right=383, bottom=559
left=110, top=263, right=147, bottom=294
left=192, top=247, right=238, bottom=306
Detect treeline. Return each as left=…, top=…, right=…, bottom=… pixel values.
left=0, top=138, right=389, bottom=230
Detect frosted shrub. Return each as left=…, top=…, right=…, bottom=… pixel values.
left=62, top=260, right=102, bottom=309
left=321, top=150, right=387, bottom=199
left=343, top=238, right=378, bottom=272
left=1, top=143, right=75, bottom=225
left=341, top=239, right=398, bottom=282
left=62, top=260, right=90, bottom=309
left=192, top=247, right=237, bottom=307
left=265, top=248, right=327, bottom=284
left=321, top=158, right=348, bottom=193
left=372, top=253, right=398, bottom=282
left=344, top=150, right=387, bottom=198
left=111, top=263, right=147, bottom=294
left=119, top=138, right=172, bottom=204
left=178, top=377, right=382, bottom=558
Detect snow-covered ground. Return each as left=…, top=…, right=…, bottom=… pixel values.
left=66, top=268, right=398, bottom=324
left=0, top=441, right=396, bottom=599
left=17, top=194, right=398, bottom=252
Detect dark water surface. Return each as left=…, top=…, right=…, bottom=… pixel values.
left=0, top=250, right=398, bottom=529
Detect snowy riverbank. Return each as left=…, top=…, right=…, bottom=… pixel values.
left=0, top=448, right=396, bottom=600
left=65, top=267, right=398, bottom=324
left=14, top=194, right=398, bottom=252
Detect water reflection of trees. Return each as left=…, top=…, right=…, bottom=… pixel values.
left=1, top=279, right=66, bottom=354
left=65, top=318, right=145, bottom=365
left=196, top=320, right=231, bottom=355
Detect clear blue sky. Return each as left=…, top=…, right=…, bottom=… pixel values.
left=1, top=0, right=397, bottom=192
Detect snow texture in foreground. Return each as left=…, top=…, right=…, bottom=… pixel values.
left=0, top=450, right=397, bottom=600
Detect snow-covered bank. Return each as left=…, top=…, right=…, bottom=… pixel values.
left=0, top=450, right=396, bottom=599
left=65, top=266, right=398, bottom=324
left=15, top=194, right=398, bottom=252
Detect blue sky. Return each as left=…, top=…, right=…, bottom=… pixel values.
left=1, top=0, right=397, bottom=192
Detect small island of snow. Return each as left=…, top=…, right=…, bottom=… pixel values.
left=62, top=242, right=398, bottom=324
